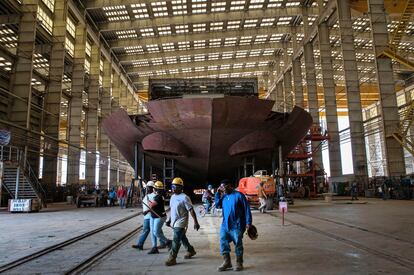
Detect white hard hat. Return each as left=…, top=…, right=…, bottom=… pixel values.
left=147, top=181, right=155, bottom=187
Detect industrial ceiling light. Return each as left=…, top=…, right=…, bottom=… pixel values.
left=164, top=85, right=172, bottom=89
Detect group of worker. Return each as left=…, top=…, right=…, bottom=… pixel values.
left=132, top=177, right=253, bottom=271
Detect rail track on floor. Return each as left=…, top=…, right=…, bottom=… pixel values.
left=288, top=210, right=414, bottom=246
left=266, top=212, right=414, bottom=270
left=0, top=211, right=144, bottom=274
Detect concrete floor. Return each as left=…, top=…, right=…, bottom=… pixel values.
left=1, top=198, right=413, bottom=274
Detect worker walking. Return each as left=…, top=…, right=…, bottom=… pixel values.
left=132, top=181, right=155, bottom=250
left=148, top=181, right=172, bottom=254
left=351, top=181, right=358, bottom=201
left=215, top=179, right=252, bottom=271
left=257, top=181, right=267, bottom=213
left=165, top=177, right=200, bottom=266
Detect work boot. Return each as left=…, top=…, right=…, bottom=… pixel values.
left=148, top=247, right=159, bottom=254
left=165, top=255, right=177, bottom=266
left=184, top=249, right=196, bottom=259
left=234, top=255, right=243, bottom=271
left=131, top=244, right=143, bottom=250
left=217, top=253, right=232, bottom=272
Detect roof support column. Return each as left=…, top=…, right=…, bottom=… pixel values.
left=9, top=0, right=38, bottom=171
left=303, top=41, right=323, bottom=169
left=276, top=81, right=284, bottom=112
left=318, top=22, right=342, bottom=178
left=99, top=59, right=112, bottom=190
left=368, top=0, right=405, bottom=176
left=42, top=0, right=68, bottom=192
left=337, top=0, right=368, bottom=180
left=67, top=23, right=86, bottom=186
left=85, top=44, right=101, bottom=186
left=292, top=58, right=304, bottom=109
left=283, top=70, right=293, bottom=112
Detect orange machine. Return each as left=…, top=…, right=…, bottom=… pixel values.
left=238, top=170, right=276, bottom=209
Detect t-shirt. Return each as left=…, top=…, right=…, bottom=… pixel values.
left=169, top=193, right=193, bottom=228
left=150, top=194, right=166, bottom=218
left=143, top=193, right=155, bottom=220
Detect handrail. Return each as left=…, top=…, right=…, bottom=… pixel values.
left=18, top=151, right=47, bottom=207
left=1, top=145, right=47, bottom=206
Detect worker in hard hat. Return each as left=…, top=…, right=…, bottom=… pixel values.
left=148, top=181, right=172, bottom=254
left=165, top=177, right=200, bottom=266
left=132, top=180, right=155, bottom=250
left=215, top=179, right=252, bottom=271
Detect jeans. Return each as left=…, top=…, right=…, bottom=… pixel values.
left=150, top=216, right=168, bottom=248
left=220, top=227, right=244, bottom=257
left=119, top=197, right=126, bottom=208
left=137, top=218, right=151, bottom=246
left=258, top=197, right=267, bottom=212
left=170, top=227, right=194, bottom=258
left=203, top=199, right=211, bottom=212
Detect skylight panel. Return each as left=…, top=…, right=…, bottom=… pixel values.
left=268, top=0, right=282, bottom=7
left=212, top=1, right=226, bottom=11
left=227, top=20, right=241, bottom=29
left=193, top=23, right=206, bottom=32
left=176, top=24, right=189, bottom=34
left=146, top=44, right=160, bottom=52
left=233, top=63, right=243, bottom=69
left=208, top=53, right=219, bottom=60
left=195, top=67, right=205, bottom=72
left=263, top=49, right=275, bottom=55
left=166, top=57, right=178, bottom=64
left=162, top=43, right=175, bottom=51
left=178, top=41, right=190, bottom=50
left=222, top=52, right=234, bottom=59
left=180, top=55, right=191, bottom=62
left=125, top=46, right=144, bottom=54
left=158, top=26, right=172, bottom=35
left=169, top=69, right=179, bottom=74
left=194, top=40, right=206, bottom=48
left=286, top=1, right=300, bottom=7
left=194, top=54, right=205, bottom=60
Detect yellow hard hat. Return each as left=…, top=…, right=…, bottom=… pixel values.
left=154, top=181, right=164, bottom=189
left=172, top=177, right=184, bottom=186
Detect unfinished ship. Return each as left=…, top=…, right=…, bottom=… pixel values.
left=102, top=78, right=312, bottom=187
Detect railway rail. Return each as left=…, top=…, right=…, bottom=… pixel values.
left=0, top=211, right=143, bottom=274
left=266, top=211, right=414, bottom=270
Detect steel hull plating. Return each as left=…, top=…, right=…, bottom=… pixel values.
left=102, top=96, right=312, bottom=186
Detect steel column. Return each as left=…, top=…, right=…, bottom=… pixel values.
left=67, top=23, right=86, bottom=186
left=85, top=44, right=101, bottom=186
left=368, top=0, right=405, bottom=176
left=303, top=42, right=324, bottom=169
left=42, top=0, right=68, bottom=191
left=318, top=22, right=342, bottom=178
left=337, top=0, right=368, bottom=179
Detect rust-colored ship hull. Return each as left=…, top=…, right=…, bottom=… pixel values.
left=102, top=96, right=312, bottom=186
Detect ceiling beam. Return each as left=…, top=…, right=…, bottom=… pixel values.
left=0, top=14, right=20, bottom=25
left=119, top=42, right=287, bottom=62
left=109, top=26, right=303, bottom=48
left=126, top=55, right=379, bottom=73
left=99, top=7, right=318, bottom=32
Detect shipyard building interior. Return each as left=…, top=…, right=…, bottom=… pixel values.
left=0, top=0, right=414, bottom=274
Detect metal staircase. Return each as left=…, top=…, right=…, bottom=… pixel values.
left=392, top=102, right=414, bottom=156
left=0, top=146, right=47, bottom=206
left=378, top=0, right=414, bottom=71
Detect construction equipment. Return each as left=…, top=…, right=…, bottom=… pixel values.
left=238, top=170, right=276, bottom=210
